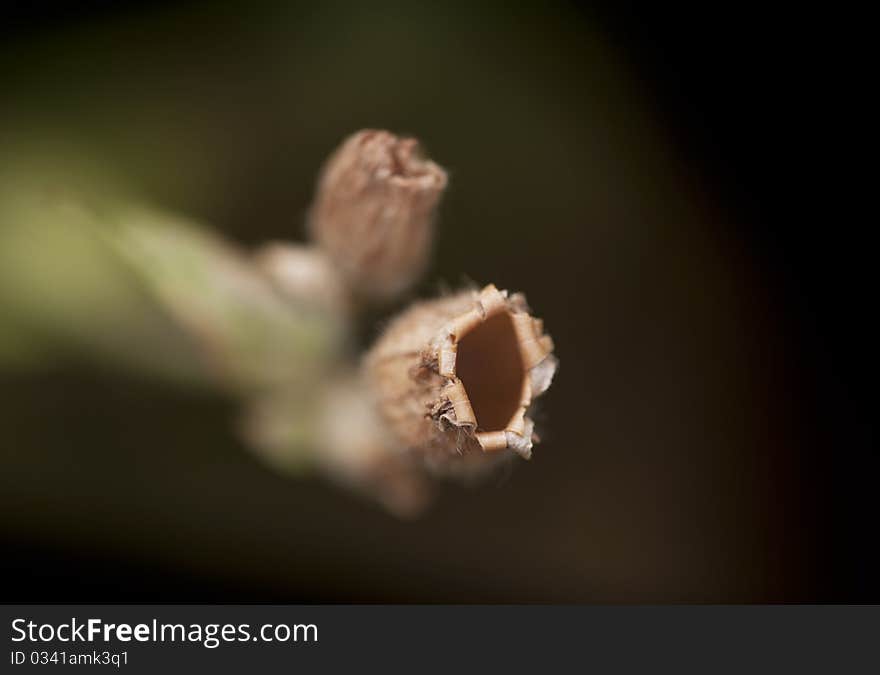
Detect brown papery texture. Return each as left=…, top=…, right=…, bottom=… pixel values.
left=364, top=284, right=557, bottom=477
left=308, top=130, right=448, bottom=301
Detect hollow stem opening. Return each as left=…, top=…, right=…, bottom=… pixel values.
left=455, top=312, right=525, bottom=432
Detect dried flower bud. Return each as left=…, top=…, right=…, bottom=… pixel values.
left=308, top=130, right=448, bottom=300
left=364, top=284, right=557, bottom=474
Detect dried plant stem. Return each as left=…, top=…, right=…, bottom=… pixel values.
left=0, top=129, right=557, bottom=515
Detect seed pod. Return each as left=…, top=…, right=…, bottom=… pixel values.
left=364, top=284, right=557, bottom=473
left=308, top=130, right=448, bottom=301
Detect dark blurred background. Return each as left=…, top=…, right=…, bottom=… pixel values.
left=1, top=1, right=874, bottom=601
